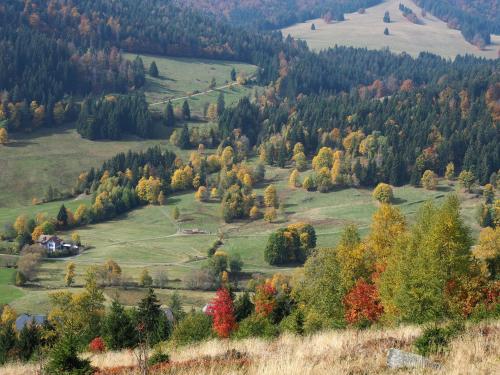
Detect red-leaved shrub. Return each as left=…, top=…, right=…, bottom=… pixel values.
left=344, top=279, right=383, bottom=326
left=89, top=336, right=106, bottom=353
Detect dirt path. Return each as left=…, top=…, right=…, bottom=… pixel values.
left=148, top=76, right=254, bottom=107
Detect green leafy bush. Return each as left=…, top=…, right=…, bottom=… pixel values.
left=148, top=350, right=170, bottom=366
left=414, top=322, right=464, bottom=356
left=233, top=314, right=278, bottom=339
left=170, top=312, right=212, bottom=347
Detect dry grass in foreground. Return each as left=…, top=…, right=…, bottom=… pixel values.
left=3, top=321, right=499, bottom=374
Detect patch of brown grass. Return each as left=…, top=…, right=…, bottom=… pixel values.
left=3, top=322, right=499, bottom=375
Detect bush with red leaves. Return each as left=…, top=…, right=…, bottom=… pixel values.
left=209, top=288, right=237, bottom=338
left=343, top=279, right=383, bottom=326
left=89, top=336, right=106, bottom=353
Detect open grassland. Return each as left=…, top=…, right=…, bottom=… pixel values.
left=1, top=161, right=482, bottom=314
left=282, top=0, right=500, bottom=59
left=0, top=268, right=24, bottom=305
left=4, top=322, right=499, bottom=375
left=123, top=53, right=259, bottom=116
left=0, top=55, right=258, bottom=210
left=0, top=126, right=170, bottom=209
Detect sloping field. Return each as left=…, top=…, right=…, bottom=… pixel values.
left=4, top=322, right=499, bottom=375
left=282, top=0, right=500, bottom=59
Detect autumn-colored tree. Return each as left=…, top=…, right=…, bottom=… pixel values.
left=71, top=232, right=81, bottom=246
left=293, top=142, right=304, bottom=155
left=14, top=215, right=28, bottom=235
left=158, top=191, right=166, bottom=205
left=302, top=176, right=316, bottom=191
left=0, top=127, right=9, bottom=145
left=249, top=205, right=260, bottom=220
left=483, top=184, right=495, bottom=204
left=368, top=204, right=406, bottom=263
left=372, top=183, right=393, bottom=203
left=220, top=146, right=234, bottom=168
left=75, top=204, right=90, bottom=225
left=445, top=162, right=455, bottom=180
left=136, top=176, right=162, bottom=204
left=293, top=152, right=307, bottom=171
left=254, top=281, right=277, bottom=318
left=312, top=147, right=333, bottom=170
left=473, top=227, right=499, bottom=280
left=65, top=262, right=76, bottom=287
left=209, top=288, right=236, bottom=338
left=331, top=158, right=342, bottom=185
left=1, top=305, right=17, bottom=327
left=195, top=186, right=208, bottom=202
left=379, top=195, right=473, bottom=323
left=458, top=170, right=475, bottom=192
left=421, top=170, right=437, bottom=190
left=336, top=225, right=373, bottom=291
left=140, top=269, right=153, bottom=287
left=344, top=279, right=383, bottom=326
left=207, top=103, right=218, bottom=122
left=31, top=225, right=44, bottom=242
left=264, top=207, right=277, bottom=223
left=264, top=184, right=278, bottom=207
left=289, top=169, right=300, bottom=188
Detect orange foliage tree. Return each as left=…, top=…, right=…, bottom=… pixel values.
left=254, top=281, right=277, bottom=317
left=343, top=279, right=383, bottom=326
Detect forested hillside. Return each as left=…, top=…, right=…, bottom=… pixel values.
left=178, top=0, right=383, bottom=29
left=413, top=0, right=500, bottom=48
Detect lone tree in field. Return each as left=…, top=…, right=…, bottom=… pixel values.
left=182, top=100, right=191, bottom=121
left=264, top=184, right=278, bottom=208
left=65, top=262, right=76, bottom=287
left=384, top=27, right=389, bottom=35
left=421, top=170, right=437, bottom=190
left=164, top=101, right=175, bottom=127
left=172, top=206, right=180, bottom=221
left=383, top=11, right=390, bottom=23
left=458, top=170, right=475, bottom=193
left=373, top=183, right=393, bottom=203
left=230, top=67, right=237, bottom=81
left=209, top=77, right=216, bottom=90
left=0, top=127, right=8, bottom=145
left=149, top=61, right=159, bottom=78
left=311, top=23, right=316, bottom=31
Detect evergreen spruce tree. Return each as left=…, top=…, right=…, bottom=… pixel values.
left=217, top=92, right=225, bottom=117
left=149, top=61, right=159, bottom=78
left=103, top=300, right=137, bottom=350
left=57, top=204, right=68, bottom=228
left=164, top=101, right=175, bottom=127
left=182, top=100, right=191, bottom=121
left=179, top=125, right=190, bottom=149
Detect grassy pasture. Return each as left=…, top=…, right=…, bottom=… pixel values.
left=0, top=268, right=24, bottom=305
left=281, top=0, right=500, bottom=59
left=123, top=53, right=259, bottom=116
left=1, top=169, right=482, bottom=313
left=0, top=54, right=258, bottom=210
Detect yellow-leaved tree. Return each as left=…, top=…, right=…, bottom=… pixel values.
left=264, top=184, right=278, bottom=208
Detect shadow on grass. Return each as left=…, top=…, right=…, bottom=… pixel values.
left=436, top=185, right=453, bottom=193
left=392, top=197, right=408, bottom=205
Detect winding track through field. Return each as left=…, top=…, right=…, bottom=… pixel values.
left=148, top=75, right=255, bottom=107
